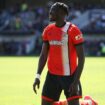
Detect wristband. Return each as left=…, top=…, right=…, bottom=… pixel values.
left=36, top=74, right=41, bottom=80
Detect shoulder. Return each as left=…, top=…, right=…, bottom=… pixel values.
left=69, top=23, right=80, bottom=31
left=44, top=23, right=55, bottom=32
left=68, top=23, right=82, bottom=35
left=42, top=23, right=55, bottom=38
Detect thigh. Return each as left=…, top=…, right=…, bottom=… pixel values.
left=59, top=75, right=82, bottom=101
left=42, top=72, right=62, bottom=101
left=65, top=80, right=82, bottom=100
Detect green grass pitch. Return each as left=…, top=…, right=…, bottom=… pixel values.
left=0, top=57, right=105, bottom=105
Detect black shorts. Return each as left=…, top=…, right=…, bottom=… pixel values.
left=42, top=72, right=82, bottom=102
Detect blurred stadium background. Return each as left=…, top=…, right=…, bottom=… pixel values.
left=0, top=0, right=105, bottom=56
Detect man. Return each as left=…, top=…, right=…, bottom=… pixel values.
left=33, top=2, right=85, bottom=105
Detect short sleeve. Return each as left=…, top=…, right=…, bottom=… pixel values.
left=42, top=26, right=49, bottom=41
left=68, top=24, right=84, bottom=45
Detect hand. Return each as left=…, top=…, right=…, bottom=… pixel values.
left=68, top=82, right=78, bottom=96
left=33, top=78, right=40, bottom=94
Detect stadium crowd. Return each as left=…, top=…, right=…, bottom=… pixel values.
left=0, top=2, right=105, bottom=56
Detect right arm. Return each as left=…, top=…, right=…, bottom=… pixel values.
left=33, top=41, right=49, bottom=94
left=36, top=41, right=49, bottom=74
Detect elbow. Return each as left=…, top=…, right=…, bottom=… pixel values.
left=40, top=53, right=48, bottom=62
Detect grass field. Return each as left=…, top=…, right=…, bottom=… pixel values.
left=0, top=57, right=105, bottom=105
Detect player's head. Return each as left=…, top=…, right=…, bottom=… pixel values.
left=49, top=2, right=69, bottom=22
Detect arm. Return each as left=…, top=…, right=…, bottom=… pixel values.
left=33, top=41, right=49, bottom=94
left=74, top=43, right=85, bottom=83
left=69, top=43, right=85, bottom=94
left=36, top=41, right=49, bottom=75
left=68, top=25, right=85, bottom=87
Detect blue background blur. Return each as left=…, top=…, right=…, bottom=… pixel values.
left=0, top=0, right=105, bottom=56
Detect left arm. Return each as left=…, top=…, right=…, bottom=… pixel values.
left=69, top=43, right=85, bottom=93
left=68, top=25, right=85, bottom=93
left=73, top=43, right=85, bottom=84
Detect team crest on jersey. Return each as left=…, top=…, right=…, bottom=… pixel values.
left=75, top=34, right=83, bottom=40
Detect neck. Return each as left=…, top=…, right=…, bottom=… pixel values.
left=55, top=20, right=66, bottom=27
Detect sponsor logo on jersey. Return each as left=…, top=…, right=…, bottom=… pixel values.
left=49, top=34, right=68, bottom=45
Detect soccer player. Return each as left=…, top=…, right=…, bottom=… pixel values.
left=33, top=2, right=85, bottom=105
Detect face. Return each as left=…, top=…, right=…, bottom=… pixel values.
left=49, top=6, right=58, bottom=21
left=49, top=6, right=66, bottom=22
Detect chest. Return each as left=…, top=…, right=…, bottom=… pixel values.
left=48, top=28, right=69, bottom=46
